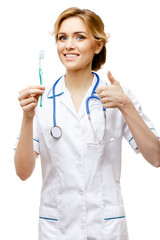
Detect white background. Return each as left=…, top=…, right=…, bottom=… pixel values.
left=0, top=0, right=160, bottom=239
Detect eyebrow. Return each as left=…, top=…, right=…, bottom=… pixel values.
left=58, top=31, right=88, bottom=36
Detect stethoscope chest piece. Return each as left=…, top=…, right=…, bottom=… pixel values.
left=50, top=126, right=62, bottom=139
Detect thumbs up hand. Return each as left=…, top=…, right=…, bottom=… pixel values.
left=96, top=71, right=128, bottom=110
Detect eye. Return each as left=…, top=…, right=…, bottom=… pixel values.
left=58, top=35, right=67, bottom=41
left=75, top=35, right=85, bottom=40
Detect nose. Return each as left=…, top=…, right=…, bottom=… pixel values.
left=65, top=37, right=75, bottom=50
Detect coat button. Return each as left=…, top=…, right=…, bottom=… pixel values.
left=80, top=190, right=84, bottom=194
left=81, top=224, right=86, bottom=229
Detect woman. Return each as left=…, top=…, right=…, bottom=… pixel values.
left=14, top=7, right=160, bottom=240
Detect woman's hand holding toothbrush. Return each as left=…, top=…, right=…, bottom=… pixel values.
left=18, top=85, right=45, bottom=119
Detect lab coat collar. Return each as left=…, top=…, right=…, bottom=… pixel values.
left=47, top=75, right=81, bottom=118
left=47, top=74, right=107, bottom=120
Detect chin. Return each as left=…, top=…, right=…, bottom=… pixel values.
left=64, top=62, right=91, bottom=72
left=64, top=64, right=83, bottom=71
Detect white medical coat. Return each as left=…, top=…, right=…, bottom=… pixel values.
left=16, top=75, right=158, bottom=240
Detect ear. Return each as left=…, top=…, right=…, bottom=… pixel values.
left=95, top=40, right=104, bottom=54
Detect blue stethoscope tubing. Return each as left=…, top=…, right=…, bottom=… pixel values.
left=50, top=72, right=107, bottom=142
left=50, top=76, right=63, bottom=139
left=52, top=76, right=63, bottom=127
left=86, top=72, right=106, bottom=114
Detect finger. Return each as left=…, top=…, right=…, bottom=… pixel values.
left=107, top=71, right=117, bottom=85
left=98, top=91, right=107, bottom=99
left=18, top=88, right=45, bottom=101
left=22, top=102, right=38, bottom=113
left=96, top=85, right=108, bottom=95
left=97, top=87, right=110, bottom=100
left=20, top=96, right=38, bottom=108
left=19, top=85, right=45, bottom=94
left=99, top=96, right=109, bottom=104
left=96, top=87, right=102, bottom=95
left=100, top=98, right=114, bottom=109
left=102, top=102, right=113, bottom=109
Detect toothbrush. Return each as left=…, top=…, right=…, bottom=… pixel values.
left=39, top=50, right=44, bottom=107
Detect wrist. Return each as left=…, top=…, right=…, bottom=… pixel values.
left=119, top=94, right=132, bottom=113
left=23, top=112, right=34, bottom=123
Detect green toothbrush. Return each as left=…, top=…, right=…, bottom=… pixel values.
left=39, top=50, right=44, bottom=107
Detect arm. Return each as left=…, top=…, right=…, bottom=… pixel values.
left=14, top=85, right=45, bottom=180
left=97, top=71, right=160, bottom=167
left=119, top=95, right=160, bottom=167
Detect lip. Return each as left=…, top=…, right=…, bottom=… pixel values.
left=63, top=53, right=79, bottom=61
left=64, top=53, right=79, bottom=57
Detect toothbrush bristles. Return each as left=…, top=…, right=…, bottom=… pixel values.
left=39, top=50, right=45, bottom=59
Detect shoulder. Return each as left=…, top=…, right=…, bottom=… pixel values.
left=122, top=87, right=142, bottom=110
left=122, top=87, right=139, bottom=102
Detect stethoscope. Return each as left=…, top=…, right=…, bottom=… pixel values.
left=50, top=72, right=114, bottom=145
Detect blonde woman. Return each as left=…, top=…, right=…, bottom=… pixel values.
left=14, top=7, right=160, bottom=240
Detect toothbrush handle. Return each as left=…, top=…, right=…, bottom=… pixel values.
left=39, top=68, right=43, bottom=85
left=40, top=95, right=43, bottom=107
left=39, top=68, right=43, bottom=107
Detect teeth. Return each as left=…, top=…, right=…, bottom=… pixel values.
left=65, top=54, right=77, bottom=58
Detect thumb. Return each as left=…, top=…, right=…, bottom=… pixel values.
left=107, top=71, right=117, bottom=85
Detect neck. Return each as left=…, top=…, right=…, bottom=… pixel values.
left=65, top=68, right=94, bottom=92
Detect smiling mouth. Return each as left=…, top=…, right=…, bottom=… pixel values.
left=64, top=54, right=79, bottom=59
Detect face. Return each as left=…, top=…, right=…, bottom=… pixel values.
left=57, top=16, right=103, bottom=72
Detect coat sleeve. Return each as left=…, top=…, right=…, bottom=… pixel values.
left=122, top=88, right=159, bottom=153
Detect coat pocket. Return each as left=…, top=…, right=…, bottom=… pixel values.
left=104, top=206, right=128, bottom=240
left=39, top=206, right=58, bottom=240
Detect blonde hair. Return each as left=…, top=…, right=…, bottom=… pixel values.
left=53, top=7, right=110, bottom=71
